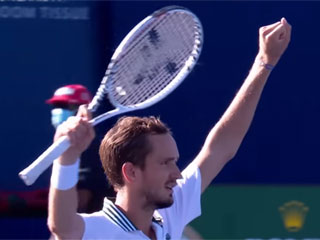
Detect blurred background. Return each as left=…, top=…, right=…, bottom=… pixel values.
left=1, top=0, right=320, bottom=239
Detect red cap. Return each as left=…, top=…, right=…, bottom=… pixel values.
left=46, top=84, right=92, bottom=105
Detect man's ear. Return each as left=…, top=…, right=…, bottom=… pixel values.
left=122, top=162, right=138, bottom=184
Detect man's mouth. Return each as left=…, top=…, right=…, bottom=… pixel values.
left=165, top=182, right=177, bottom=192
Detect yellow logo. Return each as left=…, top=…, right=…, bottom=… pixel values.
left=279, top=200, right=309, bottom=232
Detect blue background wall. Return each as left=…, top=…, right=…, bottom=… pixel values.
left=2, top=1, right=318, bottom=189
left=1, top=0, right=320, bottom=237
left=1, top=1, right=320, bottom=188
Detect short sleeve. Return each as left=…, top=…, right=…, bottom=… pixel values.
left=156, top=163, right=202, bottom=238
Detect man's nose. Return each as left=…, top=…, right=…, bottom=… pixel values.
left=172, top=164, right=182, bottom=180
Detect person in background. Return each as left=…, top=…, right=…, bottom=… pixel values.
left=46, top=84, right=115, bottom=213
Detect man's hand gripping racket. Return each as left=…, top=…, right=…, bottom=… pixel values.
left=19, top=6, right=203, bottom=185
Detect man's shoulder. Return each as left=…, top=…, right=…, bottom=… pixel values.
left=79, top=210, right=109, bottom=223
left=179, top=163, right=200, bottom=185
left=79, top=211, right=125, bottom=238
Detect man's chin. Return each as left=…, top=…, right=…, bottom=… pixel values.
left=155, top=198, right=174, bottom=209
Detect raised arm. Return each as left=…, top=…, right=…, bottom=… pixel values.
left=47, top=106, right=95, bottom=239
left=193, top=18, right=292, bottom=193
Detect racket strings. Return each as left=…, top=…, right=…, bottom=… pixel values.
left=137, top=12, right=195, bottom=93
left=142, top=13, right=199, bottom=98
left=109, top=10, right=202, bottom=107
left=112, top=13, right=188, bottom=95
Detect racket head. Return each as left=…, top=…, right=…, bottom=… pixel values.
left=103, top=6, right=203, bottom=111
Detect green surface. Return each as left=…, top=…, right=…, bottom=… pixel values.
left=189, top=185, right=320, bottom=240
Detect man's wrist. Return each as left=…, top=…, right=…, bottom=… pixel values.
left=256, top=52, right=279, bottom=65
left=58, top=149, right=82, bottom=165
left=256, top=59, right=274, bottom=71
left=51, top=158, right=80, bottom=190
left=255, top=53, right=278, bottom=71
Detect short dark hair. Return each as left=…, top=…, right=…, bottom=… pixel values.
left=99, top=116, right=171, bottom=188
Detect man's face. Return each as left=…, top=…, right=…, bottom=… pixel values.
left=138, top=133, right=182, bottom=210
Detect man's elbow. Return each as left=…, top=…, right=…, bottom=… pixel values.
left=47, top=217, right=60, bottom=237
left=227, top=149, right=237, bottom=162
left=47, top=218, right=69, bottom=239
left=226, top=141, right=243, bottom=162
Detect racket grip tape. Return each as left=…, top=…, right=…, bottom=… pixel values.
left=19, top=136, right=71, bottom=186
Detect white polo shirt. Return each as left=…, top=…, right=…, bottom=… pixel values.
left=80, top=163, right=201, bottom=239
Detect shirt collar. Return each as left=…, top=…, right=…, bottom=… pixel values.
left=102, top=198, right=138, bottom=232
left=102, top=198, right=164, bottom=232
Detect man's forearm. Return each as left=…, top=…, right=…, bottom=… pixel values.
left=47, top=158, right=84, bottom=238
left=48, top=187, right=78, bottom=235
left=208, top=57, right=272, bottom=156
left=196, top=56, right=273, bottom=192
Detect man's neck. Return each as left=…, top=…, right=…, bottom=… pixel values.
left=115, top=191, right=155, bottom=238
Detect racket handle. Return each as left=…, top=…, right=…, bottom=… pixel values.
left=19, top=136, right=71, bottom=186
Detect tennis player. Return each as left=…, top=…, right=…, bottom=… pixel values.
left=48, top=18, right=291, bottom=239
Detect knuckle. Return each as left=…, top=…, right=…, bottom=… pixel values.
left=265, top=35, right=272, bottom=41
left=259, top=26, right=267, bottom=34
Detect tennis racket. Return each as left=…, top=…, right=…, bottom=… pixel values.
left=19, top=5, right=203, bottom=185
